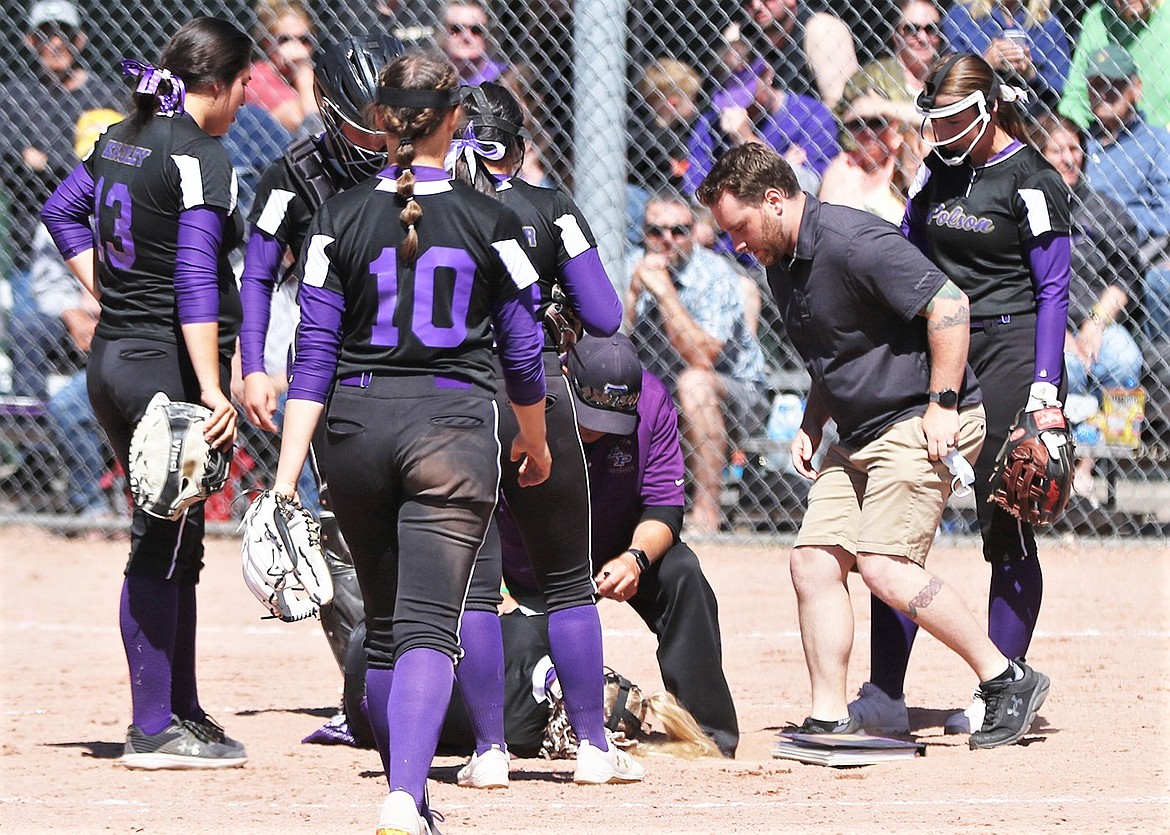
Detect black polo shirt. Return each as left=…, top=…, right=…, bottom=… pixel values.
left=766, top=196, right=981, bottom=449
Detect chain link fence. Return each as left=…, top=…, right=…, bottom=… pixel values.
left=1, top=0, right=1167, bottom=538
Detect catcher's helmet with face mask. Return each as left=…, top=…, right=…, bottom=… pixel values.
left=315, top=33, right=405, bottom=182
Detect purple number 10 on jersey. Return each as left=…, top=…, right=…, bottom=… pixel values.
left=370, top=245, right=477, bottom=348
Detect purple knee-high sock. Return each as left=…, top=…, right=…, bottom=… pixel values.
left=869, top=595, right=919, bottom=700
left=454, top=610, right=507, bottom=754
left=988, top=559, right=1043, bottom=660
left=547, top=604, right=608, bottom=751
left=386, top=648, right=454, bottom=806
left=119, top=575, right=178, bottom=735
left=170, top=584, right=201, bottom=721
left=366, top=667, right=394, bottom=776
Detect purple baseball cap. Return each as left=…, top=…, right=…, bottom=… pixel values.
left=713, top=58, right=768, bottom=111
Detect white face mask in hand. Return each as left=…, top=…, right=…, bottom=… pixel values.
left=942, top=449, right=975, bottom=497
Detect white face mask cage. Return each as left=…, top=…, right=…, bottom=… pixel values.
left=917, top=89, right=991, bottom=166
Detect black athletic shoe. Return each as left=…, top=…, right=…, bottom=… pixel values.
left=969, top=661, right=1050, bottom=749
left=122, top=715, right=248, bottom=769
left=181, top=714, right=247, bottom=756
left=793, top=715, right=862, bottom=735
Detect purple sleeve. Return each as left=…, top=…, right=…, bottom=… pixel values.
left=560, top=248, right=621, bottom=336
left=239, top=229, right=286, bottom=376
left=638, top=372, right=686, bottom=509
left=173, top=207, right=225, bottom=325
left=492, top=286, right=546, bottom=406
left=287, top=283, right=344, bottom=403
left=682, top=112, right=719, bottom=195
left=41, top=164, right=96, bottom=260
left=1027, top=231, right=1071, bottom=387
left=901, top=197, right=931, bottom=255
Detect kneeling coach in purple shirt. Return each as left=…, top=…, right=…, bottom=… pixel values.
left=499, top=333, right=739, bottom=757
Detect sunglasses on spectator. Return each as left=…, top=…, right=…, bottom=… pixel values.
left=276, top=33, right=314, bottom=47
left=571, top=378, right=641, bottom=413
left=845, top=117, right=889, bottom=133
left=32, top=23, right=79, bottom=43
left=897, top=22, right=942, bottom=39
left=644, top=223, right=693, bottom=238
left=448, top=23, right=487, bottom=37
left=1088, top=80, right=1128, bottom=102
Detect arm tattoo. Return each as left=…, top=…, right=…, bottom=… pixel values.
left=905, top=576, right=944, bottom=621
left=926, top=304, right=969, bottom=332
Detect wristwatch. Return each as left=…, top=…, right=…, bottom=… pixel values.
left=626, top=548, right=651, bottom=573
left=929, top=389, right=959, bottom=409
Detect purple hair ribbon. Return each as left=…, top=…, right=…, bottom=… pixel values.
left=444, top=125, right=507, bottom=180
left=121, top=59, right=186, bottom=116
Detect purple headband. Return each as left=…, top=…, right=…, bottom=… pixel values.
left=121, top=59, right=186, bottom=116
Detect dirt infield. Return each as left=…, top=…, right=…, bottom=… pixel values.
left=1, top=527, right=1167, bottom=834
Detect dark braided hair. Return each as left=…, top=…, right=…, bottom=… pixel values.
left=372, top=52, right=460, bottom=264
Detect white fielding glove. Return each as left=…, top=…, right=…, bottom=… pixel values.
left=1024, top=382, right=1061, bottom=413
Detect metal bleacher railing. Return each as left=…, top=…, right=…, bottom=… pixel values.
left=1, top=0, right=1167, bottom=539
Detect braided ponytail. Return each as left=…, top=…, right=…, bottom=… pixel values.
left=373, top=52, right=460, bottom=265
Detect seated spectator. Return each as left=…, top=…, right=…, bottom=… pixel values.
left=683, top=32, right=838, bottom=196
left=1079, top=45, right=1170, bottom=339
left=624, top=190, right=769, bottom=534
left=839, top=0, right=944, bottom=131
left=0, top=0, right=121, bottom=326
left=628, top=58, right=703, bottom=245
left=442, top=0, right=507, bottom=85
left=738, top=0, right=858, bottom=108
left=1058, top=0, right=1168, bottom=134
left=498, top=61, right=557, bottom=188
left=818, top=110, right=906, bottom=225
left=249, top=0, right=320, bottom=135
left=1033, top=112, right=1144, bottom=498
left=941, top=0, right=1071, bottom=112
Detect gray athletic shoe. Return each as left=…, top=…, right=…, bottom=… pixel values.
left=122, top=715, right=248, bottom=770
left=180, top=714, right=246, bottom=756
left=968, top=661, right=1050, bottom=750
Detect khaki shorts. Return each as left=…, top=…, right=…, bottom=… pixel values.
left=794, top=405, right=986, bottom=566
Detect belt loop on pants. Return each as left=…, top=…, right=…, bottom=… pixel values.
left=339, top=371, right=374, bottom=388
left=971, top=314, right=1012, bottom=333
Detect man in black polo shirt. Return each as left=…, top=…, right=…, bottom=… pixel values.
left=696, top=143, right=1051, bottom=750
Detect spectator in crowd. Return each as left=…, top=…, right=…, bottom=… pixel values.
left=0, top=1, right=121, bottom=333
left=738, top=0, right=858, bottom=108
left=683, top=31, right=839, bottom=197
left=442, top=0, right=507, bottom=85
left=818, top=109, right=907, bottom=225
left=628, top=58, right=703, bottom=245
left=498, top=334, right=740, bottom=757
left=1079, top=45, right=1170, bottom=339
left=1059, top=0, right=1168, bottom=133
left=331, top=0, right=438, bottom=46
left=839, top=0, right=945, bottom=130
left=941, top=0, right=1071, bottom=112
left=624, top=190, right=769, bottom=535
left=34, top=235, right=111, bottom=519
left=249, top=0, right=320, bottom=135
left=499, top=61, right=558, bottom=187
left=1032, top=111, right=1144, bottom=499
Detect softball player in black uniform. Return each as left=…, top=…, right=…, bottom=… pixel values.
left=852, top=53, right=1072, bottom=736
left=270, top=53, right=550, bottom=835
left=447, top=82, right=643, bottom=789
left=239, top=33, right=403, bottom=744
left=41, top=17, right=253, bottom=769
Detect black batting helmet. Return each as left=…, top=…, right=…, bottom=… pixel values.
left=315, top=33, right=406, bottom=182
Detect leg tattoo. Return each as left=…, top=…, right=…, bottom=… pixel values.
left=906, top=577, right=944, bottom=621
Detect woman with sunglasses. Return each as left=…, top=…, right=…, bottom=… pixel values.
left=239, top=32, right=404, bottom=746
left=848, top=53, right=1072, bottom=741
left=446, top=82, right=640, bottom=791
left=941, top=0, right=1071, bottom=112
left=248, top=0, right=320, bottom=134
left=441, top=0, right=507, bottom=85
left=270, top=51, right=550, bottom=835
left=41, top=16, right=254, bottom=769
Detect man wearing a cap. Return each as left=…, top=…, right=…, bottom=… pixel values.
left=496, top=334, right=739, bottom=758
left=0, top=1, right=121, bottom=394
left=1080, top=43, right=1170, bottom=339
left=1058, top=0, right=1167, bottom=133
